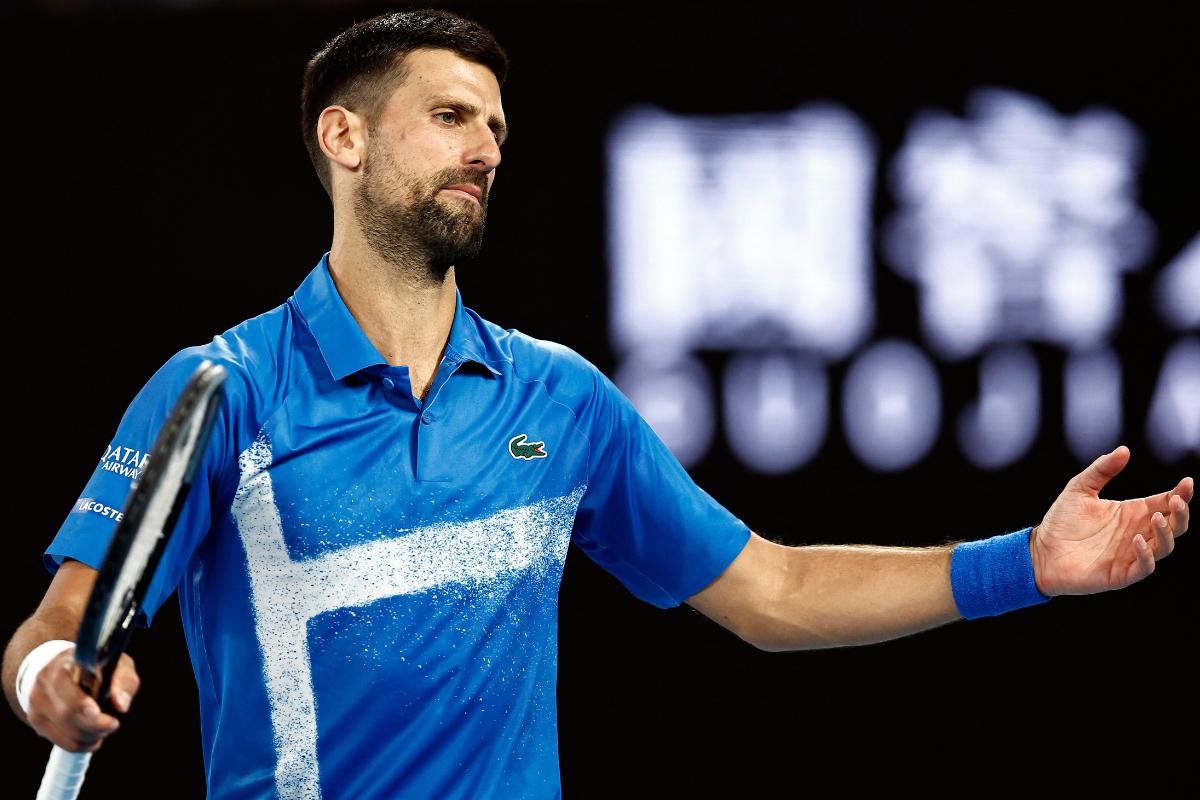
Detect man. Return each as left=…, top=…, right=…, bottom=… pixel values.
left=3, top=8, right=1191, bottom=799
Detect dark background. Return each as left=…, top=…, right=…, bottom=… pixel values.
left=3, top=0, right=1196, bottom=796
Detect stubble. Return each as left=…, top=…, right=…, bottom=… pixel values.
left=353, top=142, right=488, bottom=283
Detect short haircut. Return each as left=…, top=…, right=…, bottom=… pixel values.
left=300, top=9, right=508, bottom=199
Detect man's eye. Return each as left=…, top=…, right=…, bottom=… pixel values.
left=435, top=111, right=457, bottom=124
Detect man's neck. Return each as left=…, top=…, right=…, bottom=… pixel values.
left=327, top=235, right=458, bottom=402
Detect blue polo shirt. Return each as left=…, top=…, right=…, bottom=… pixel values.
left=46, top=252, right=751, bottom=799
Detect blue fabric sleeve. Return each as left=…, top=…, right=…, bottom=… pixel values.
left=44, top=348, right=238, bottom=627
left=570, top=366, right=751, bottom=609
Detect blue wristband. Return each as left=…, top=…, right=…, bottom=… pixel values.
left=950, top=528, right=1051, bottom=620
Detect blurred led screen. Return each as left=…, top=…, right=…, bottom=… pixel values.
left=607, top=89, right=1198, bottom=473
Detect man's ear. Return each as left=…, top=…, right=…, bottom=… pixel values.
left=317, top=105, right=367, bottom=173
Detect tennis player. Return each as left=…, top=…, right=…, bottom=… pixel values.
left=3, top=9, right=1191, bottom=799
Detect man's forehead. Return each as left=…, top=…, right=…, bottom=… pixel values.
left=396, top=48, right=503, bottom=106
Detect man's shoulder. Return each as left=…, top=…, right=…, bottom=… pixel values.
left=153, top=299, right=298, bottom=404
left=464, top=311, right=635, bottom=430
left=472, top=312, right=601, bottom=386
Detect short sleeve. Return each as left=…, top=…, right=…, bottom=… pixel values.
left=570, top=367, right=751, bottom=609
left=45, top=349, right=238, bottom=627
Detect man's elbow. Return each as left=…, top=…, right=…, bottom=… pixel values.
left=739, top=611, right=840, bottom=653
left=744, top=626, right=801, bottom=653
left=748, top=635, right=790, bottom=653
left=733, top=612, right=796, bottom=653
left=687, top=602, right=789, bottom=652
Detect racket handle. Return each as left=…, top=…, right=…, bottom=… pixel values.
left=36, top=746, right=92, bottom=800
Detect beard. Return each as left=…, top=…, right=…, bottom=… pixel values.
left=353, top=150, right=488, bottom=283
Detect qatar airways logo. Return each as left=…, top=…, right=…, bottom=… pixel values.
left=99, top=443, right=150, bottom=481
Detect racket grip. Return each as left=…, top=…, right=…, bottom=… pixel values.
left=36, top=746, right=92, bottom=800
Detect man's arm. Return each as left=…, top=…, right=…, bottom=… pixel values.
left=688, top=447, right=1192, bottom=652
left=3, top=560, right=140, bottom=751
left=687, top=534, right=960, bottom=651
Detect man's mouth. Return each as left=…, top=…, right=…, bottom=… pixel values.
left=441, top=184, right=483, bottom=204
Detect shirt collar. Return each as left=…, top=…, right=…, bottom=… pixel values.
left=291, top=251, right=500, bottom=381
left=443, top=294, right=502, bottom=377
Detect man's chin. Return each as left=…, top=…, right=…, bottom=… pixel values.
left=434, top=217, right=486, bottom=256
left=436, top=197, right=486, bottom=226
left=425, top=229, right=485, bottom=267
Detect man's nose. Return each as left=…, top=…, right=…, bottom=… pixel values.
left=465, top=126, right=501, bottom=172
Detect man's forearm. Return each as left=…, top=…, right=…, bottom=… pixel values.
left=686, top=533, right=966, bottom=651
left=753, top=543, right=960, bottom=652
left=3, top=560, right=97, bottom=722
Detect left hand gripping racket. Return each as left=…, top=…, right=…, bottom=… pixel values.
left=36, top=360, right=227, bottom=800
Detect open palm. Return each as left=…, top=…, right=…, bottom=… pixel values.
left=1031, top=446, right=1192, bottom=596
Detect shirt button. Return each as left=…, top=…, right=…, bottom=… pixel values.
left=382, top=377, right=395, bottom=391
left=421, top=411, right=433, bottom=425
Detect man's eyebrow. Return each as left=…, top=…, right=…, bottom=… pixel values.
left=428, top=95, right=509, bottom=145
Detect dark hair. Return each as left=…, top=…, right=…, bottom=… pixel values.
left=301, top=9, right=508, bottom=199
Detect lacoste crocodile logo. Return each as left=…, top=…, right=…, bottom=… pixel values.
left=509, top=434, right=548, bottom=460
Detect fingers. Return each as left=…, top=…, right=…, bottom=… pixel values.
left=67, top=695, right=120, bottom=749
left=1168, top=491, right=1190, bottom=539
left=1145, top=475, right=1194, bottom=515
left=1070, top=445, right=1131, bottom=496
left=1146, top=477, right=1192, bottom=541
left=25, top=651, right=123, bottom=752
left=1130, top=533, right=1156, bottom=583
left=38, top=712, right=108, bottom=754
left=1149, top=511, right=1175, bottom=560
left=109, top=653, right=141, bottom=713
left=1141, top=485, right=1188, bottom=568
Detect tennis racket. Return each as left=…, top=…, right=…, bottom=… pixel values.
left=36, top=359, right=227, bottom=800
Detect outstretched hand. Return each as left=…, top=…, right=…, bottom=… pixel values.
left=1031, top=446, right=1192, bottom=596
